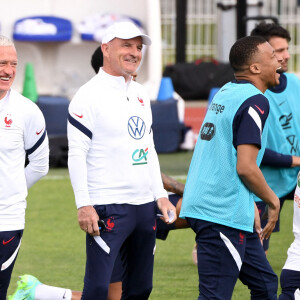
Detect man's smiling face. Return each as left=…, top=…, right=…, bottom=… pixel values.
left=0, top=45, right=17, bottom=100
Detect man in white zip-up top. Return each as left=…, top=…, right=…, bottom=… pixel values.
left=0, top=35, right=49, bottom=300
left=278, top=171, right=300, bottom=299
left=67, top=22, right=176, bottom=300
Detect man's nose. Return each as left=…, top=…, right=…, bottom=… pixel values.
left=132, top=47, right=141, bottom=57
left=276, top=54, right=283, bottom=63
left=283, top=49, right=291, bottom=60
left=2, top=64, right=14, bottom=75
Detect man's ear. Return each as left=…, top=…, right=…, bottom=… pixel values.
left=101, top=43, right=109, bottom=57
left=249, top=63, right=260, bottom=74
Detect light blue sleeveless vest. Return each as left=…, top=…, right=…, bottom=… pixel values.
left=180, top=82, right=268, bottom=232
left=255, top=73, right=300, bottom=200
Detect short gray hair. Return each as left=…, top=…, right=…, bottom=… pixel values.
left=0, top=35, right=15, bottom=47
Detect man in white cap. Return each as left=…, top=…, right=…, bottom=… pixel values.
left=67, top=21, right=176, bottom=300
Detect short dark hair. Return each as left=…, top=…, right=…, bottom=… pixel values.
left=229, top=36, right=266, bottom=72
left=91, top=46, right=103, bottom=73
left=250, top=21, right=291, bottom=42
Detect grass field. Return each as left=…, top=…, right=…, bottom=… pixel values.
left=7, top=151, right=294, bottom=299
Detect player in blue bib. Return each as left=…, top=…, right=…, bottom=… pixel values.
left=251, top=22, right=300, bottom=254
left=180, top=36, right=282, bottom=299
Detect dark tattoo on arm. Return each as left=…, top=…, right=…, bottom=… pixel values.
left=161, top=173, right=185, bottom=196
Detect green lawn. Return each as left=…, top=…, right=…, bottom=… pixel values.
left=158, top=151, right=193, bottom=177
left=7, top=153, right=294, bottom=299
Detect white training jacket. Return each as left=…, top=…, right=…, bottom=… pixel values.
left=68, top=69, right=168, bottom=208
left=0, top=89, right=49, bottom=231
left=282, top=172, right=300, bottom=271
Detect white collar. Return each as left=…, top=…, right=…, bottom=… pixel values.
left=98, top=68, right=133, bottom=91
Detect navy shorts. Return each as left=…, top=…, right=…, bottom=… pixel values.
left=110, top=194, right=182, bottom=283
left=187, top=218, right=277, bottom=300
left=257, top=188, right=295, bottom=251
left=81, top=202, right=156, bottom=300
left=110, top=251, right=123, bottom=283
left=0, top=230, right=23, bottom=300
left=278, top=269, right=300, bottom=299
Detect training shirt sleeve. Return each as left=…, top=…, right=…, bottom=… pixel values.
left=24, top=105, right=49, bottom=189
left=148, top=127, right=169, bottom=200
left=261, top=148, right=292, bottom=167
left=233, top=94, right=269, bottom=149
left=67, top=92, right=96, bottom=209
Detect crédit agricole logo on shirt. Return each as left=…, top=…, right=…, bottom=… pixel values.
left=132, top=148, right=148, bottom=165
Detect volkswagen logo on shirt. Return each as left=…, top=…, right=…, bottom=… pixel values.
left=128, top=116, right=146, bottom=140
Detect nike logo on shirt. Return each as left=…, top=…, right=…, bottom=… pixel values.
left=36, top=128, right=44, bottom=135
left=73, top=113, right=83, bottom=118
left=255, top=105, right=264, bottom=114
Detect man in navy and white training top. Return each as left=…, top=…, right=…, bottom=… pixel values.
left=278, top=171, right=300, bottom=299
left=180, top=36, right=281, bottom=299
left=67, top=21, right=176, bottom=300
left=0, top=35, right=49, bottom=300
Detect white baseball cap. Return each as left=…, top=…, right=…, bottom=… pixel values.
left=101, top=21, right=152, bottom=46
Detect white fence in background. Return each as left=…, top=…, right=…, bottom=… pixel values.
left=261, top=0, right=300, bottom=72
left=160, top=0, right=300, bottom=72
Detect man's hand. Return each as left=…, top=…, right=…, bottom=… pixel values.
left=292, top=155, right=300, bottom=167
left=78, top=205, right=100, bottom=236
left=157, top=197, right=177, bottom=224
left=261, top=204, right=279, bottom=240
left=254, top=203, right=263, bottom=245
